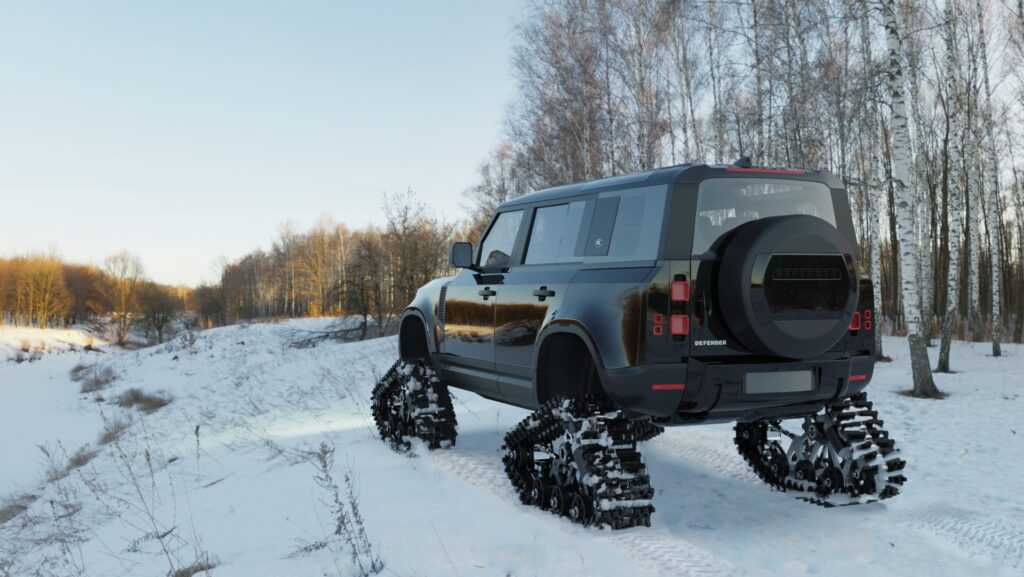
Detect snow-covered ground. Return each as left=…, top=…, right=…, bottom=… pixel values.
left=0, top=325, right=108, bottom=361
left=1, top=321, right=1021, bottom=577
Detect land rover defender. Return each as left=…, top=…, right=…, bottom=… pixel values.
left=371, top=161, right=905, bottom=529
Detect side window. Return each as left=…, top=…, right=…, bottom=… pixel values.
left=478, top=210, right=524, bottom=269
left=524, top=201, right=586, bottom=265
left=602, top=185, right=667, bottom=260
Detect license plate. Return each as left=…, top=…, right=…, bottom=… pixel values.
left=743, top=370, right=815, bottom=395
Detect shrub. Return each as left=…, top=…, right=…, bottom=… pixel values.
left=115, top=388, right=172, bottom=413
left=79, top=366, right=116, bottom=393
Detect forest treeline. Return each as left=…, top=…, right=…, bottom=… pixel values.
left=0, top=253, right=188, bottom=345
left=206, top=192, right=456, bottom=336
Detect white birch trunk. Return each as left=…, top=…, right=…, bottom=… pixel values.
left=976, top=0, right=1003, bottom=356
left=882, top=0, right=940, bottom=396
left=939, top=0, right=964, bottom=372
left=968, top=146, right=982, bottom=336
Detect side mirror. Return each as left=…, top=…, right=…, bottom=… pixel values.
left=449, top=242, right=476, bottom=270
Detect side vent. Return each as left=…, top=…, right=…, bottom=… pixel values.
left=438, top=286, right=448, bottom=325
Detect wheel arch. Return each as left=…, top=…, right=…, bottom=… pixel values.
left=533, top=323, right=610, bottom=404
left=399, top=309, right=433, bottom=361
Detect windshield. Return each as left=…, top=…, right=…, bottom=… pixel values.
left=692, top=178, right=836, bottom=255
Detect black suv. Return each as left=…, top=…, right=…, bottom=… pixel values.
left=372, top=162, right=905, bottom=529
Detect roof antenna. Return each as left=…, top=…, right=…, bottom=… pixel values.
left=733, top=156, right=753, bottom=168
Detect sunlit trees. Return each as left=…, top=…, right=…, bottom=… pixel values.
left=103, top=251, right=145, bottom=346
left=214, top=191, right=455, bottom=333
left=0, top=255, right=71, bottom=328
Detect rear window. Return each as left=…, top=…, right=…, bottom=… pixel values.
left=693, top=178, right=836, bottom=255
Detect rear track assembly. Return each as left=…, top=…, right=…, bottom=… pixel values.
left=735, top=392, right=906, bottom=506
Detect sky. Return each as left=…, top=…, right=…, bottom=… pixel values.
left=0, top=1, right=522, bottom=286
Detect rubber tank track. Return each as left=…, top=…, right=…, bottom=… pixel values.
left=631, top=420, right=665, bottom=443
left=734, top=392, right=906, bottom=507
left=502, top=397, right=655, bottom=530
left=371, top=359, right=458, bottom=452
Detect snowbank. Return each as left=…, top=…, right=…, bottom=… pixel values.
left=0, top=325, right=108, bottom=361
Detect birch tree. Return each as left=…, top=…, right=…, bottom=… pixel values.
left=881, top=0, right=941, bottom=396
left=938, top=0, right=965, bottom=373
left=975, top=0, right=1002, bottom=356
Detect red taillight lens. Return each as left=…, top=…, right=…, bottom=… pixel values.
left=849, top=311, right=862, bottom=331
left=671, top=281, right=690, bottom=301
left=652, top=383, right=686, bottom=390
left=670, top=314, right=689, bottom=335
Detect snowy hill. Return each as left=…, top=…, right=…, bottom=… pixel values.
left=1, top=320, right=1022, bottom=577
left=0, top=325, right=108, bottom=362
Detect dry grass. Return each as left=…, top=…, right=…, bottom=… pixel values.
left=98, top=418, right=130, bottom=445
left=74, top=365, right=116, bottom=393
left=170, top=556, right=217, bottom=577
left=42, top=444, right=98, bottom=483
left=115, top=388, right=172, bottom=413
left=0, top=493, right=37, bottom=526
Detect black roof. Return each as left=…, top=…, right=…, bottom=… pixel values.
left=498, top=163, right=840, bottom=209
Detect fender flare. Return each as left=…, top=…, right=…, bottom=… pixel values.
left=532, top=321, right=610, bottom=401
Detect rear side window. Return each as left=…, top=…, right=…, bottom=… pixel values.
left=693, top=178, right=836, bottom=255
left=524, top=201, right=586, bottom=264
left=587, top=185, right=666, bottom=261
left=478, top=210, right=523, bottom=269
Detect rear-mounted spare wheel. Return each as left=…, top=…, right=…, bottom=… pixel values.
left=718, top=215, right=858, bottom=359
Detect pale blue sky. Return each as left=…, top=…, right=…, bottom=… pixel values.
left=0, top=1, right=522, bottom=286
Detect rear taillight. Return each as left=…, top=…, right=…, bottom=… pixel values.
left=849, top=309, right=873, bottom=332
left=670, top=314, right=689, bottom=335
left=849, top=312, right=861, bottom=331
left=671, top=281, right=690, bottom=301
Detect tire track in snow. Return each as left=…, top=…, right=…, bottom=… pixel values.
left=428, top=449, right=735, bottom=577
left=648, top=434, right=761, bottom=484
left=902, top=504, right=1024, bottom=570
left=611, top=533, right=736, bottom=577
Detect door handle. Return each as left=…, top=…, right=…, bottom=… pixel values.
left=532, top=286, right=556, bottom=301
left=478, top=287, right=496, bottom=300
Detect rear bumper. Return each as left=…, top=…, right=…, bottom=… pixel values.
left=602, top=355, right=874, bottom=423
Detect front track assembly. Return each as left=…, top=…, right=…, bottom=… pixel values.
left=735, top=392, right=906, bottom=506
left=502, top=397, right=655, bottom=530
left=371, top=359, right=458, bottom=452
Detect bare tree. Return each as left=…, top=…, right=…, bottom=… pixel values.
left=103, top=251, right=145, bottom=346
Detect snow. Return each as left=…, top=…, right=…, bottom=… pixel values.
left=1, top=322, right=1022, bottom=576
left=0, top=325, right=108, bottom=361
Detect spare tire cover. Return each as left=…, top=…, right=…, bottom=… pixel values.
left=718, top=214, right=858, bottom=359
